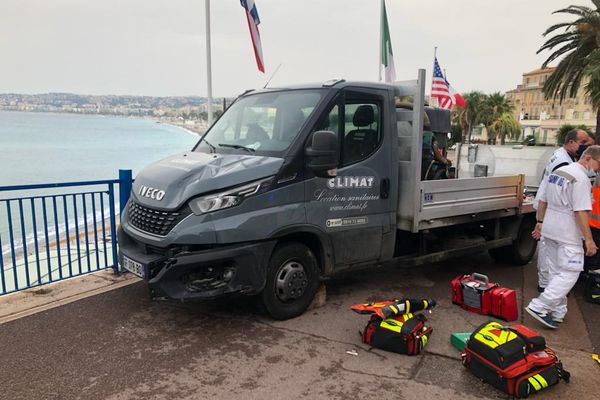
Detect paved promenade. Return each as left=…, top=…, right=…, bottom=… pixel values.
left=1, top=253, right=598, bottom=400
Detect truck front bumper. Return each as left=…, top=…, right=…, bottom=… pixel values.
left=118, top=227, right=276, bottom=301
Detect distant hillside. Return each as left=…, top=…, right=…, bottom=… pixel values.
left=0, top=93, right=232, bottom=119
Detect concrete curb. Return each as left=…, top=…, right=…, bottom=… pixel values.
left=0, top=270, right=140, bottom=325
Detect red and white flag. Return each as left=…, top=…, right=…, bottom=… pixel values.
left=431, top=57, right=464, bottom=109
left=240, top=0, right=265, bottom=73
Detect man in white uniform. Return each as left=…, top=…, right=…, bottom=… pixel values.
left=526, top=145, right=600, bottom=329
left=532, top=129, right=591, bottom=296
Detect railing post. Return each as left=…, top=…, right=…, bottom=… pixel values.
left=118, top=169, right=133, bottom=214
left=108, top=182, right=119, bottom=274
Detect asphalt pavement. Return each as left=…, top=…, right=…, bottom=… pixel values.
left=1, top=252, right=598, bottom=400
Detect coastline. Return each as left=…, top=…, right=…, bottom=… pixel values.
left=0, top=109, right=208, bottom=137
left=155, top=120, right=206, bottom=137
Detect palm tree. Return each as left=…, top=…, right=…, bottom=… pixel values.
left=485, top=93, right=512, bottom=116
left=555, top=123, right=592, bottom=144
left=482, top=93, right=512, bottom=144
left=585, top=49, right=600, bottom=130
left=538, top=1, right=600, bottom=132
left=453, top=91, right=487, bottom=143
left=488, top=112, right=521, bottom=145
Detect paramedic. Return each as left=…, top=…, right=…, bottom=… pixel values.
left=526, top=145, right=600, bottom=329
left=532, top=129, right=592, bottom=292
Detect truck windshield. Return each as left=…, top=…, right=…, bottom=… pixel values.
left=195, top=90, right=324, bottom=156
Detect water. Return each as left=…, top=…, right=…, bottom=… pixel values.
left=0, top=111, right=199, bottom=260
left=0, top=111, right=198, bottom=185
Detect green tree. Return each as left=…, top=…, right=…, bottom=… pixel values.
left=538, top=1, right=600, bottom=132
left=450, top=124, right=462, bottom=146
left=488, top=112, right=521, bottom=145
left=555, top=123, right=592, bottom=144
left=584, top=49, right=600, bottom=130
left=485, top=92, right=512, bottom=118
left=453, top=91, right=487, bottom=143
left=482, top=92, right=513, bottom=144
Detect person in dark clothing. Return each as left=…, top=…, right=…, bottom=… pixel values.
left=422, top=117, right=451, bottom=180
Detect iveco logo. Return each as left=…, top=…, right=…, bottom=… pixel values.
left=139, top=185, right=166, bottom=201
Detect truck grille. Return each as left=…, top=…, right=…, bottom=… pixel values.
left=128, top=201, right=191, bottom=236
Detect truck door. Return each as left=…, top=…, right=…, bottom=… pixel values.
left=305, top=88, right=393, bottom=267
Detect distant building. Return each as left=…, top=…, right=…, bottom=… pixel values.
left=506, top=67, right=596, bottom=145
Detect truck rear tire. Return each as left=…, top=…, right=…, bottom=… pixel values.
left=489, top=217, right=537, bottom=265
left=261, top=242, right=321, bottom=320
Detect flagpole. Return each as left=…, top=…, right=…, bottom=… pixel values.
left=432, top=46, right=437, bottom=107
left=378, top=0, right=383, bottom=82
left=205, top=0, right=213, bottom=127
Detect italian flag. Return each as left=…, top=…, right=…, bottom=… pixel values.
left=381, top=2, right=396, bottom=83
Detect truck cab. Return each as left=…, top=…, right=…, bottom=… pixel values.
left=118, top=70, right=536, bottom=319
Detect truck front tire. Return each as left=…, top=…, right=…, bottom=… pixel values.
left=261, top=242, right=320, bottom=320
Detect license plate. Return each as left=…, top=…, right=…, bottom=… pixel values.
left=123, top=255, right=145, bottom=278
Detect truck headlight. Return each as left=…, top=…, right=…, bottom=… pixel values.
left=188, top=177, right=273, bottom=215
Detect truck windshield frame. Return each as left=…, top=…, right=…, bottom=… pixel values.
left=193, top=89, right=327, bottom=157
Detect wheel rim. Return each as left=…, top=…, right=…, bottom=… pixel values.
left=275, top=260, right=309, bottom=302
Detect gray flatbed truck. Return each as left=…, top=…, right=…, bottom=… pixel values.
left=118, top=69, right=536, bottom=319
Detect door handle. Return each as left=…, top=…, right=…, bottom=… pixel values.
left=380, top=178, right=390, bottom=199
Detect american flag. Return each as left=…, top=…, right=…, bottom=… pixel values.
left=240, top=0, right=265, bottom=73
left=431, top=57, right=453, bottom=109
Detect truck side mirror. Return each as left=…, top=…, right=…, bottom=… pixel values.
left=305, top=130, right=338, bottom=178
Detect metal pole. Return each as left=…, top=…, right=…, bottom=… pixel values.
left=411, top=69, right=427, bottom=233
left=108, top=182, right=119, bottom=274
left=432, top=46, right=437, bottom=107
left=205, top=0, right=213, bottom=127
left=118, top=169, right=133, bottom=214
left=378, top=0, right=383, bottom=82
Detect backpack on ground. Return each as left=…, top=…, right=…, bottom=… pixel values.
left=351, top=298, right=436, bottom=355
left=361, top=312, right=433, bottom=355
left=463, top=321, right=570, bottom=398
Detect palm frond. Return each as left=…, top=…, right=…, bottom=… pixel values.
left=540, top=42, right=578, bottom=67
left=544, top=53, right=588, bottom=102
left=538, top=33, right=579, bottom=56
left=552, top=6, right=592, bottom=17
left=542, top=22, right=578, bottom=36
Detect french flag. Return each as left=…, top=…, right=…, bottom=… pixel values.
left=240, top=0, right=265, bottom=73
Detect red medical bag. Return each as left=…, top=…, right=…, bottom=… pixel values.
left=463, top=321, right=570, bottom=398
left=451, top=273, right=518, bottom=321
left=361, top=312, right=433, bottom=355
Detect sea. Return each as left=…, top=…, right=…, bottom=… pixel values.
left=0, top=110, right=199, bottom=257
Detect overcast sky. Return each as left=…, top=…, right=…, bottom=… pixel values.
left=0, top=0, right=578, bottom=97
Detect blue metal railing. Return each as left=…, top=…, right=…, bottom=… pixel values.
left=0, top=170, right=133, bottom=295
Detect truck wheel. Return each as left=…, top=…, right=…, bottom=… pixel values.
left=489, top=217, right=537, bottom=265
left=261, top=242, right=320, bottom=320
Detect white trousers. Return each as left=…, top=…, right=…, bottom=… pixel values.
left=528, top=237, right=583, bottom=320
left=537, top=238, right=550, bottom=288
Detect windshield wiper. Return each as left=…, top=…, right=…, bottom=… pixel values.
left=218, top=143, right=255, bottom=153
left=201, top=137, right=216, bottom=153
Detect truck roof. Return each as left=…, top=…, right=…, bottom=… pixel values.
left=244, top=80, right=395, bottom=95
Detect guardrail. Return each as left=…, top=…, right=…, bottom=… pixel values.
left=0, top=170, right=133, bottom=295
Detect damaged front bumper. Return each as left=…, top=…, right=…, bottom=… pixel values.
left=118, top=227, right=275, bottom=301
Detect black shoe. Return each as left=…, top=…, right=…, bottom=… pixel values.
left=537, top=286, right=545, bottom=293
